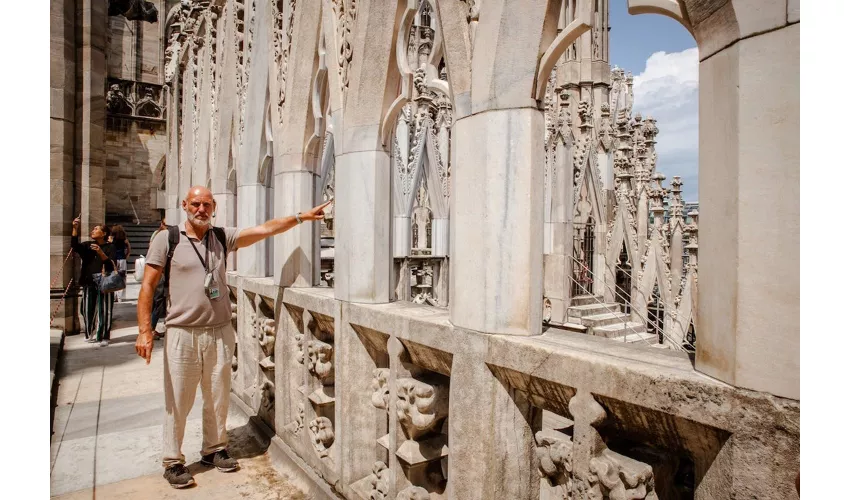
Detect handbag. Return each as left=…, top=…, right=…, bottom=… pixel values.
left=93, top=259, right=126, bottom=293
left=134, top=255, right=146, bottom=282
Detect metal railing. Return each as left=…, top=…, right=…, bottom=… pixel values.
left=567, top=255, right=696, bottom=352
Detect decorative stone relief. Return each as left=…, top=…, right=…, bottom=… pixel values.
left=367, top=461, right=391, bottom=500
left=371, top=368, right=390, bottom=410
left=460, top=0, right=480, bottom=47
left=273, top=0, right=296, bottom=125
left=308, top=416, right=335, bottom=458
left=306, top=339, right=334, bottom=383
left=332, top=0, right=356, bottom=101
left=285, top=402, right=305, bottom=435
left=396, top=377, right=449, bottom=440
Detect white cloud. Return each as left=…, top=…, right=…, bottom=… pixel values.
left=632, top=48, right=699, bottom=201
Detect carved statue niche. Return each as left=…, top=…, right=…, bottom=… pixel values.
left=106, top=84, right=133, bottom=115
left=396, top=377, right=449, bottom=441
left=308, top=416, right=335, bottom=458
left=135, top=87, right=163, bottom=118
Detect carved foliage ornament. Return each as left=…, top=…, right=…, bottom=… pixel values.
left=332, top=0, right=357, bottom=100
left=309, top=416, right=335, bottom=457
left=396, top=377, right=449, bottom=440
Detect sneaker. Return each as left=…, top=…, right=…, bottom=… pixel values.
left=163, top=464, right=195, bottom=489
left=99, top=340, right=109, bottom=347
left=201, top=449, right=239, bottom=472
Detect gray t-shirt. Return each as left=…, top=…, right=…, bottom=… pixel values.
left=147, top=226, right=241, bottom=327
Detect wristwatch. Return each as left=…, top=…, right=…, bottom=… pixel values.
left=295, top=213, right=303, bottom=224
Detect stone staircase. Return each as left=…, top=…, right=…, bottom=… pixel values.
left=566, top=295, right=657, bottom=345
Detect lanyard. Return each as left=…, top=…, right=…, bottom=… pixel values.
left=183, top=230, right=210, bottom=273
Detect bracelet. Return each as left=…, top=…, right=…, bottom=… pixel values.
left=295, top=213, right=303, bottom=224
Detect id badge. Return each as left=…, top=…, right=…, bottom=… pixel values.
left=208, top=285, right=221, bottom=300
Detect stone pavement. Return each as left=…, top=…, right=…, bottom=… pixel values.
left=50, top=301, right=308, bottom=499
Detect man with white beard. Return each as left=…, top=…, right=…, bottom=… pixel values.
left=136, top=185, right=331, bottom=488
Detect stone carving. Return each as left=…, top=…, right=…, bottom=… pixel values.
left=332, top=0, right=356, bottom=101
left=599, top=103, right=613, bottom=152
left=536, top=431, right=573, bottom=481
left=286, top=402, right=305, bottom=435
left=260, top=380, right=275, bottom=417
left=308, top=416, right=334, bottom=458
left=164, top=33, right=181, bottom=82
left=135, top=87, right=163, bottom=118
left=367, top=461, right=391, bottom=500
left=273, top=0, right=297, bottom=125
left=534, top=393, right=660, bottom=500
left=371, top=368, right=390, bottom=410
left=396, top=486, right=430, bottom=500
left=106, top=84, right=133, bottom=115
left=396, top=377, right=449, bottom=440
left=588, top=450, right=659, bottom=500
left=461, top=0, right=480, bottom=47
left=294, top=333, right=305, bottom=364
left=306, top=339, right=334, bottom=383
left=108, top=0, right=158, bottom=23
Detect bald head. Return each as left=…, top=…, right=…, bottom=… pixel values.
left=185, top=185, right=213, bottom=201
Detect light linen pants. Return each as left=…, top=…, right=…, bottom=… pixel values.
left=162, top=322, right=235, bottom=467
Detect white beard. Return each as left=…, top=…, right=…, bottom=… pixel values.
left=186, top=210, right=212, bottom=227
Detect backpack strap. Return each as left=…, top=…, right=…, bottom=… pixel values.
left=163, top=225, right=181, bottom=289
left=211, top=226, right=228, bottom=260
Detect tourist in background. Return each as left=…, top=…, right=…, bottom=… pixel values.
left=110, top=224, right=132, bottom=302
left=72, top=217, right=116, bottom=346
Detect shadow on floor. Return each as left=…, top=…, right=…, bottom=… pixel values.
left=185, top=417, right=271, bottom=478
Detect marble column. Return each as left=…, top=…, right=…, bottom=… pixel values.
left=236, top=0, right=271, bottom=277
left=334, top=149, right=392, bottom=303
left=75, top=0, right=108, bottom=235
left=274, top=167, right=319, bottom=286
left=694, top=3, right=799, bottom=400
left=51, top=0, right=78, bottom=332
left=450, top=108, right=545, bottom=336
left=272, top=0, right=322, bottom=288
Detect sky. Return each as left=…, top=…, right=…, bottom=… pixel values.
left=608, top=2, right=699, bottom=202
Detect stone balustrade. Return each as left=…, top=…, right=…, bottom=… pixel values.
left=225, top=274, right=798, bottom=500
